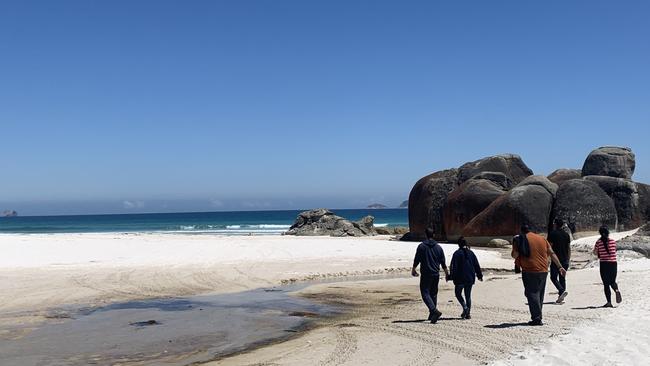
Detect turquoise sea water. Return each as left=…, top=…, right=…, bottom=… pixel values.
left=0, top=209, right=408, bottom=234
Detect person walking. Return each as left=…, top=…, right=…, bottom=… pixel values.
left=593, top=226, right=622, bottom=307
left=548, top=218, right=571, bottom=303
left=511, top=224, right=566, bottom=326
left=449, top=237, right=483, bottom=319
left=412, top=228, right=450, bottom=324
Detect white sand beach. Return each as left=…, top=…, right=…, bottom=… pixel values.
left=0, top=233, right=511, bottom=315
left=1, top=231, right=648, bottom=365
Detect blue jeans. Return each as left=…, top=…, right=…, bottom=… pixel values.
left=550, top=260, right=569, bottom=294
left=454, top=284, right=473, bottom=311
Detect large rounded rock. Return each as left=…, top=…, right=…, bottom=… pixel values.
left=548, top=169, right=582, bottom=186
left=582, top=146, right=635, bottom=179
left=517, top=175, right=559, bottom=197
left=457, top=154, right=533, bottom=185
left=584, top=176, right=644, bottom=230
left=407, top=169, right=459, bottom=240
left=462, top=184, right=555, bottom=244
left=552, top=179, right=617, bottom=233
left=443, top=177, right=507, bottom=241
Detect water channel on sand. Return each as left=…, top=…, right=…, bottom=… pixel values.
left=0, top=286, right=337, bottom=365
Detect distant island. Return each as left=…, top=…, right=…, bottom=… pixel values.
left=1, top=210, right=18, bottom=217
left=399, top=200, right=408, bottom=208
left=366, top=203, right=388, bottom=209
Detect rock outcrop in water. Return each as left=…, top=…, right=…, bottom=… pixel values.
left=404, top=146, right=650, bottom=244
left=367, top=203, right=387, bottom=209
left=1, top=210, right=17, bottom=217
left=285, top=209, right=377, bottom=237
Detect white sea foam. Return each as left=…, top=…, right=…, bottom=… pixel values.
left=374, top=223, right=389, bottom=228
left=225, top=225, right=241, bottom=229
left=254, top=224, right=291, bottom=229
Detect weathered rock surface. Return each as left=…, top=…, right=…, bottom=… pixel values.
left=457, top=154, right=533, bottom=185
left=638, top=183, right=650, bottom=221
left=517, top=175, right=559, bottom=197
left=462, top=184, right=555, bottom=244
left=285, top=209, right=377, bottom=237
left=552, top=179, right=617, bottom=233
left=548, top=169, right=582, bottom=186
left=443, top=178, right=508, bottom=241
left=468, top=172, right=515, bottom=190
left=584, top=176, right=644, bottom=230
left=582, top=146, right=635, bottom=179
left=407, top=169, right=459, bottom=240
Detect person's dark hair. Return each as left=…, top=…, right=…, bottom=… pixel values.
left=457, top=236, right=467, bottom=248
left=425, top=228, right=434, bottom=240
left=520, top=224, right=530, bottom=234
left=554, top=218, right=564, bottom=228
left=599, top=225, right=610, bottom=254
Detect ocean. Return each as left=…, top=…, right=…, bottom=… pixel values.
left=0, top=209, right=408, bottom=235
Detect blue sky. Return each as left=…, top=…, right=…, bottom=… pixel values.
left=1, top=0, right=649, bottom=215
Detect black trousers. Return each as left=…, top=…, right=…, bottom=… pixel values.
left=600, top=261, right=619, bottom=303
left=550, top=260, right=569, bottom=294
left=419, top=275, right=440, bottom=314
left=522, top=272, right=548, bottom=322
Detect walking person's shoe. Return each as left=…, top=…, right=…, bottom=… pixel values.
left=527, top=319, right=543, bottom=326
left=430, top=310, right=442, bottom=324
left=615, top=290, right=622, bottom=304
left=460, top=308, right=468, bottom=319
left=556, top=291, right=568, bottom=304
left=464, top=310, right=471, bottom=320
left=602, top=303, right=614, bottom=308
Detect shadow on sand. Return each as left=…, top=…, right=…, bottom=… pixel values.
left=484, top=322, right=530, bottom=329
left=571, top=305, right=609, bottom=310
left=392, top=317, right=465, bottom=324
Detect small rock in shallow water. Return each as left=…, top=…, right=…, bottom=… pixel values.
left=129, top=320, right=161, bottom=327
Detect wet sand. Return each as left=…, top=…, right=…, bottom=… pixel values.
left=0, top=286, right=335, bottom=366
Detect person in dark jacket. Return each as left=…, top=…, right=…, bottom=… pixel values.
left=412, top=228, right=450, bottom=324
left=548, top=218, right=572, bottom=303
left=449, top=237, right=483, bottom=319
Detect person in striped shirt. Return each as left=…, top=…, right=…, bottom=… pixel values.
left=593, top=226, right=622, bottom=307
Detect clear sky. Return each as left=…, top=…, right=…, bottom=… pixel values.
left=1, top=0, right=649, bottom=216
